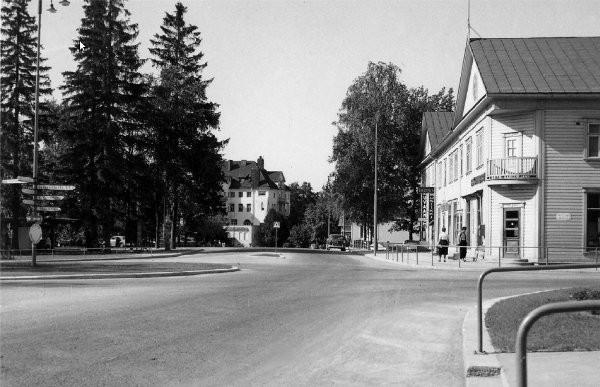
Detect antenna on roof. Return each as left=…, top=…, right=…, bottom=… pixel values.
left=467, top=0, right=482, bottom=40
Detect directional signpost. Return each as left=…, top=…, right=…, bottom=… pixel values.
left=273, top=221, right=280, bottom=249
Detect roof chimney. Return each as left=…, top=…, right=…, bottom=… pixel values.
left=251, top=166, right=260, bottom=189
left=257, top=156, right=264, bottom=170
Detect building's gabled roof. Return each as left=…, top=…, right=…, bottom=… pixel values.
left=222, top=159, right=287, bottom=190
left=420, top=111, right=454, bottom=158
left=470, top=37, right=600, bottom=94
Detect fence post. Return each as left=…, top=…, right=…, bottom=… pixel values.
left=401, top=245, right=404, bottom=262
left=396, top=245, right=399, bottom=262
left=416, top=246, right=419, bottom=265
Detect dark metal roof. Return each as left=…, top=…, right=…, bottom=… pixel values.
left=422, top=111, right=454, bottom=151
left=222, top=160, right=286, bottom=190
left=470, top=37, right=600, bottom=94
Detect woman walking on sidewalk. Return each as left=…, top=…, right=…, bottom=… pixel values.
left=438, top=227, right=449, bottom=262
left=459, top=226, right=468, bottom=261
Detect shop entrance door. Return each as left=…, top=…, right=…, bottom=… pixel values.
left=503, top=208, right=520, bottom=257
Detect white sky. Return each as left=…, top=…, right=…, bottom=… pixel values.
left=33, top=0, right=600, bottom=189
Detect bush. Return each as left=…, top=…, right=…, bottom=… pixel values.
left=287, top=223, right=312, bottom=248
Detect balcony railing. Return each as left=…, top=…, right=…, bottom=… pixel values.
left=486, top=157, right=538, bottom=181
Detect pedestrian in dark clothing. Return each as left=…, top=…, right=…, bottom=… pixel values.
left=459, top=226, right=468, bottom=261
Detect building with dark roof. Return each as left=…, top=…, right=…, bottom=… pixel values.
left=222, top=156, right=290, bottom=246
left=420, top=37, right=600, bottom=263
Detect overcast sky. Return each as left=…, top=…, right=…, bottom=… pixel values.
left=34, top=0, right=600, bottom=189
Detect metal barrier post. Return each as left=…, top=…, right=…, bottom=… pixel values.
left=545, top=246, right=549, bottom=265
left=431, top=247, right=434, bottom=266
left=396, top=245, right=399, bottom=261
left=515, top=301, right=600, bottom=387
left=401, top=245, right=404, bottom=262
left=476, top=264, right=600, bottom=353
left=458, top=247, right=461, bottom=268
left=498, top=247, right=501, bottom=267
left=416, top=247, right=419, bottom=265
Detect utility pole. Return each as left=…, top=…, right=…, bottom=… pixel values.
left=373, top=119, right=378, bottom=256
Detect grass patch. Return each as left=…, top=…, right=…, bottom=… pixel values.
left=466, top=366, right=502, bottom=377
left=0, top=262, right=230, bottom=276
left=485, top=288, right=600, bottom=352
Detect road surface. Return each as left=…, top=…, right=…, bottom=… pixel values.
left=1, top=252, right=598, bottom=386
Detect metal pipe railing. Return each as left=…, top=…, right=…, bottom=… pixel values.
left=476, top=264, right=600, bottom=353
left=515, top=300, right=600, bottom=387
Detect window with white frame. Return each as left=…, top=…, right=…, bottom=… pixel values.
left=587, top=121, right=599, bottom=158
left=453, top=150, right=459, bottom=181
left=504, top=133, right=522, bottom=158
left=443, top=158, right=447, bottom=186
left=465, top=137, right=472, bottom=174
left=459, top=144, right=464, bottom=176
left=475, top=130, right=483, bottom=167
left=449, top=153, right=454, bottom=183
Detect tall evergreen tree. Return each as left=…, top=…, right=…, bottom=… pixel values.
left=0, top=0, right=52, bottom=246
left=59, top=0, right=147, bottom=246
left=149, top=2, right=225, bottom=250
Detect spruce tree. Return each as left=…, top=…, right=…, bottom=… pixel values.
left=149, top=2, right=224, bottom=250
left=0, top=0, right=52, bottom=247
left=60, top=0, right=147, bottom=247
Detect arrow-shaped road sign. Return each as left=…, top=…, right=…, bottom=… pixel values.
left=36, top=195, right=65, bottom=201
left=37, top=206, right=61, bottom=212
left=2, top=178, right=26, bottom=184
left=17, top=176, right=35, bottom=183
left=37, top=184, right=75, bottom=191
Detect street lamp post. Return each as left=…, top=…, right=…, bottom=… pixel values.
left=31, top=0, right=69, bottom=266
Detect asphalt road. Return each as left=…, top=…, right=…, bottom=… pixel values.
left=1, top=252, right=598, bottom=386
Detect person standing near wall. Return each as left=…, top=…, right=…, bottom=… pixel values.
left=438, top=227, right=449, bottom=262
left=459, top=226, right=467, bottom=261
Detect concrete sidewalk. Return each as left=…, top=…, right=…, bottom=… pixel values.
left=463, top=296, right=600, bottom=387
left=364, top=251, right=600, bottom=386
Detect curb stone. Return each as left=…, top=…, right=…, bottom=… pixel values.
left=0, top=266, right=240, bottom=281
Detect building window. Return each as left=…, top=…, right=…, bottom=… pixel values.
left=459, top=144, right=464, bottom=177
left=475, top=130, right=483, bottom=167
left=238, top=204, right=243, bottom=212
left=443, top=158, right=447, bottom=186
left=246, top=191, right=251, bottom=197
left=587, top=192, right=600, bottom=250
left=261, top=202, right=264, bottom=210
left=449, top=154, right=454, bottom=183
left=587, top=122, right=599, bottom=158
left=258, top=191, right=266, bottom=196
left=230, top=219, right=237, bottom=226
left=238, top=191, right=243, bottom=197
left=229, top=204, right=235, bottom=212
left=465, top=137, right=472, bottom=174
left=243, top=219, right=252, bottom=226
left=246, top=203, right=251, bottom=212
left=453, top=150, right=459, bottom=181
left=228, top=192, right=235, bottom=198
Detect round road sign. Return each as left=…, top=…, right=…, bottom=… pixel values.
left=29, top=223, right=42, bottom=244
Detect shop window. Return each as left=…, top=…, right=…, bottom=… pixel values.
left=587, top=192, right=600, bottom=250
left=587, top=122, right=599, bottom=158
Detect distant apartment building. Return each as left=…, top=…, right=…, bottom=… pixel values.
left=420, top=37, right=600, bottom=263
left=222, top=156, right=290, bottom=246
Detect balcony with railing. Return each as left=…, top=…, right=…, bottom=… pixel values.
left=486, top=157, right=538, bottom=184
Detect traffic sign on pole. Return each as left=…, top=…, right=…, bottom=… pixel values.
left=36, top=184, right=75, bottom=191
left=273, top=221, right=280, bottom=229
left=37, top=206, right=61, bottom=212
left=17, top=176, right=35, bottom=183
left=35, top=195, right=65, bottom=201
left=29, top=223, right=42, bottom=244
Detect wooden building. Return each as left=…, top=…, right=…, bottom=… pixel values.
left=420, top=37, right=600, bottom=263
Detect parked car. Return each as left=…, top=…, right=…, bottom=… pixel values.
left=110, top=235, right=126, bottom=247
left=326, top=234, right=346, bottom=251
